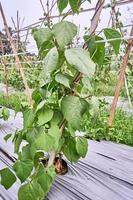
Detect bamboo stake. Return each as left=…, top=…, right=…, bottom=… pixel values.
left=0, top=2, right=32, bottom=107
left=39, top=0, right=46, bottom=15
left=17, top=10, right=20, bottom=51
left=108, top=26, right=133, bottom=127
left=0, top=37, right=8, bottom=97
left=89, top=0, right=105, bottom=36
left=124, top=75, right=133, bottom=110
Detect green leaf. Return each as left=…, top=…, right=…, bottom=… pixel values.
left=104, top=28, right=121, bottom=55
left=76, top=137, right=88, bottom=158
left=35, top=124, right=61, bottom=151
left=68, top=0, right=80, bottom=13
left=37, top=108, right=54, bottom=126
left=36, top=133, right=53, bottom=152
left=84, top=35, right=105, bottom=65
left=93, top=36, right=105, bottom=65
left=21, top=144, right=36, bottom=160
left=18, top=180, right=44, bottom=200
left=2, top=107, right=10, bottom=120
left=26, top=127, right=43, bottom=144
left=39, top=42, right=54, bottom=59
left=63, top=137, right=80, bottom=162
left=13, top=160, right=33, bottom=182
left=36, top=100, right=45, bottom=112
left=32, top=28, right=52, bottom=50
left=55, top=73, right=71, bottom=88
left=52, top=21, right=77, bottom=49
left=36, top=164, right=56, bottom=195
left=23, top=109, right=35, bottom=129
left=4, top=133, right=12, bottom=142
left=57, top=0, right=68, bottom=13
left=34, top=151, right=44, bottom=168
left=14, top=131, right=24, bottom=154
left=61, top=96, right=88, bottom=129
left=32, top=89, right=42, bottom=104
left=43, top=47, right=59, bottom=79
left=51, top=110, right=63, bottom=125
left=0, top=168, right=16, bottom=189
left=65, top=48, right=95, bottom=77
left=84, top=35, right=96, bottom=55
left=48, top=124, right=61, bottom=149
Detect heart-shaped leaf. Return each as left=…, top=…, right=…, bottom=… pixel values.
left=65, top=48, right=95, bottom=77
left=52, top=21, right=77, bottom=49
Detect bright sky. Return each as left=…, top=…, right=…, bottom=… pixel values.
left=0, top=0, right=132, bottom=52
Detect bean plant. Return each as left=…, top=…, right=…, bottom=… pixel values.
left=0, top=1, right=122, bottom=199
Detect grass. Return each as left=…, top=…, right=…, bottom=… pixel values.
left=82, top=107, right=133, bottom=146
left=93, top=71, right=126, bottom=97
left=0, top=91, right=27, bottom=112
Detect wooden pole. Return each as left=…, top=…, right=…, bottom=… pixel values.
left=108, top=26, right=133, bottom=127
left=0, top=37, right=8, bottom=97
left=89, top=0, right=105, bottom=36
left=0, top=2, right=32, bottom=107
left=17, top=10, right=20, bottom=51
left=124, top=75, right=132, bottom=110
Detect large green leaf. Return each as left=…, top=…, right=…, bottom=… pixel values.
left=55, top=73, right=71, bottom=88
left=65, top=48, right=95, bottom=77
left=104, top=28, right=121, bottom=55
left=63, top=137, right=80, bottom=162
left=35, top=124, right=61, bottom=151
left=52, top=21, right=77, bottom=49
left=18, top=180, right=44, bottom=200
left=13, top=160, right=33, bottom=182
left=43, top=47, right=59, bottom=80
left=26, top=127, right=42, bottom=144
left=23, top=109, right=35, bottom=129
left=68, top=0, right=80, bottom=13
left=36, top=133, right=53, bottom=152
left=76, top=137, right=88, bottom=158
left=36, top=164, right=56, bottom=195
left=0, top=168, right=16, bottom=189
left=57, top=0, right=68, bottom=13
left=32, top=28, right=52, bottom=50
left=37, top=108, right=54, bottom=126
left=61, top=96, right=88, bottom=129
